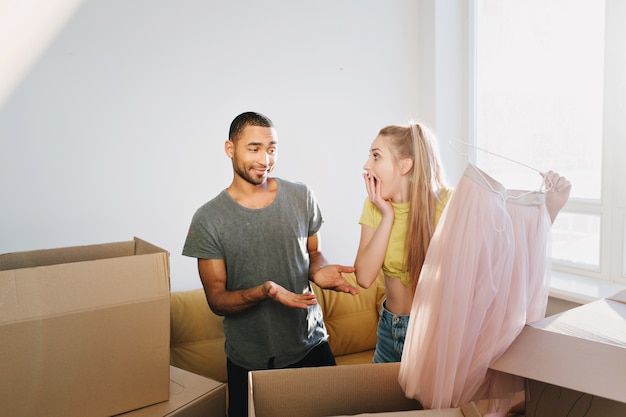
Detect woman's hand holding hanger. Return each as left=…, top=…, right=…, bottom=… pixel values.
left=541, top=170, right=572, bottom=223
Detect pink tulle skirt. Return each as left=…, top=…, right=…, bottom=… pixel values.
left=398, top=164, right=552, bottom=415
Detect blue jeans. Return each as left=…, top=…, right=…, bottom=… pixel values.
left=373, top=300, right=409, bottom=363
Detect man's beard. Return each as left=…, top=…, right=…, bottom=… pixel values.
left=233, top=161, right=269, bottom=186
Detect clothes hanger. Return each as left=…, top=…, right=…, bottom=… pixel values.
left=449, top=138, right=542, bottom=173
left=449, top=138, right=553, bottom=194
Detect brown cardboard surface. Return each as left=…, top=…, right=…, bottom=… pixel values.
left=535, top=297, right=626, bottom=346
left=0, top=237, right=171, bottom=417
left=490, top=297, right=626, bottom=404
left=524, top=379, right=626, bottom=417
left=117, top=366, right=226, bottom=417
left=249, top=362, right=423, bottom=417
left=329, top=401, right=483, bottom=416
left=608, top=288, right=626, bottom=303
left=330, top=410, right=463, bottom=417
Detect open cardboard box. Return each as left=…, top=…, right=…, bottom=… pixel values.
left=248, top=362, right=483, bottom=417
left=116, top=366, right=226, bottom=417
left=490, top=289, right=626, bottom=416
left=0, top=237, right=171, bottom=417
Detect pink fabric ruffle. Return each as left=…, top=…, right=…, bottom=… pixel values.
left=398, top=164, right=552, bottom=415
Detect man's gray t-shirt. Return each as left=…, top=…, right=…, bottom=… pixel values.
left=182, top=178, right=329, bottom=370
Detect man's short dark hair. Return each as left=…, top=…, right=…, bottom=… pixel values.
left=229, top=112, right=274, bottom=141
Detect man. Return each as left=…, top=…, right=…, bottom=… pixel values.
left=182, top=111, right=358, bottom=417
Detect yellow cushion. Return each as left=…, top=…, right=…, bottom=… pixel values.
left=169, top=289, right=227, bottom=382
left=335, top=350, right=376, bottom=365
left=312, top=271, right=385, bottom=357
left=169, top=272, right=385, bottom=382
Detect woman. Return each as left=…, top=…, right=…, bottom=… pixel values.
left=354, top=123, right=450, bottom=363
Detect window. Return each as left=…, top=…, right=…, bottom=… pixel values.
left=472, top=0, right=625, bottom=285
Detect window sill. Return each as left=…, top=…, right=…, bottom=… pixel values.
left=549, top=271, right=626, bottom=305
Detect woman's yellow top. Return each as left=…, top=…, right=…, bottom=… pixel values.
left=358, top=189, right=451, bottom=286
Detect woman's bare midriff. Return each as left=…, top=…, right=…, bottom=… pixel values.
left=383, top=275, right=414, bottom=316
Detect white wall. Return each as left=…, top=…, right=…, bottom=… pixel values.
left=0, top=0, right=469, bottom=290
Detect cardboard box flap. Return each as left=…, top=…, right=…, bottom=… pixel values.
left=249, top=362, right=422, bottom=417
left=608, top=288, right=626, bottom=304
left=327, top=402, right=483, bottom=416
left=0, top=241, right=135, bottom=270
left=0, top=239, right=170, bottom=324
left=116, top=366, right=227, bottom=416
left=0, top=237, right=169, bottom=271
left=490, top=326, right=626, bottom=403
left=134, top=236, right=170, bottom=256
left=490, top=298, right=626, bottom=403
left=531, top=299, right=626, bottom=347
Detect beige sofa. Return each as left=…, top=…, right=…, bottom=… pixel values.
left=169, top=272, right=385, bottom=383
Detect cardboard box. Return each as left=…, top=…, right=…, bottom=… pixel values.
left=490, top=289, right=626, bottom=416
left=116, top=366, right=226, bottom=417
left=334, top=403, right=482, bottom=417
left=328, top=402, right=482, bottom=417
left=248, top=362, right=483, bottom=417
left=0, top=237, right=171, bottom=417
left=522, top=379, right=626, bottom=417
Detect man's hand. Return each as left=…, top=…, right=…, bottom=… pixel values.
left=263, top=281, right=318, bottom=309
left=311, top=265, right=359, bottom=295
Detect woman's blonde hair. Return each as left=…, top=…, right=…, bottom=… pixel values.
left=378, top=122, right=447, bottom=289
